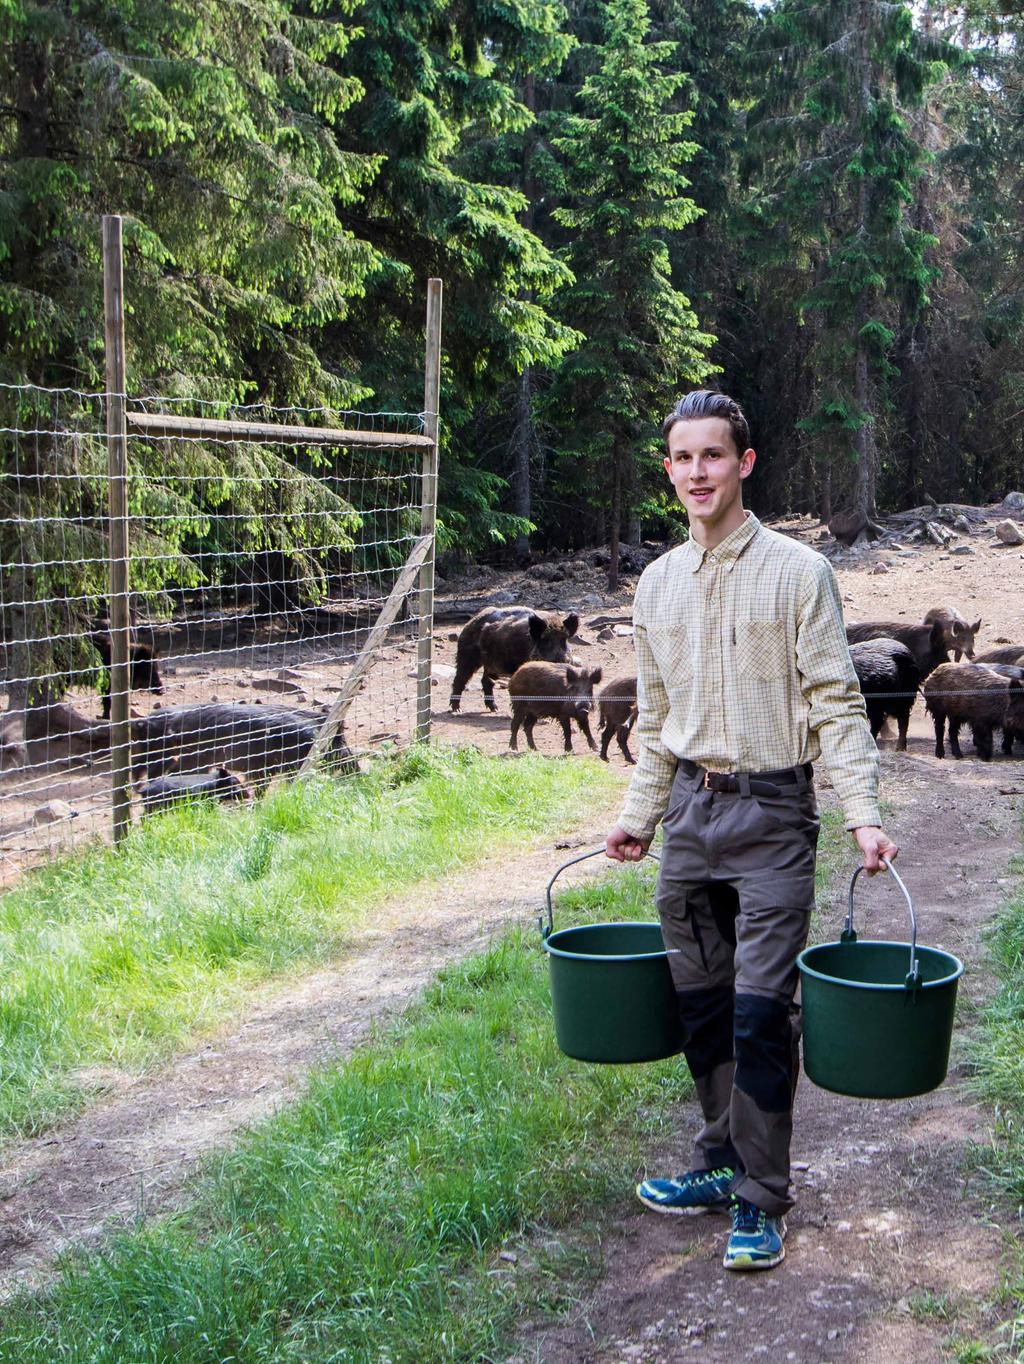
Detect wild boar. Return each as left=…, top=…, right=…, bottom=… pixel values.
left=91, top=622, right=164, bottom=719
left=138, top=764, right=250, bottom=815
left=508, top=662, right=603, bottom=754
left=130, top=702, right=354, bottom=784
left=923, top=607, right=982, bottom=661
left=849, top=640, right=920, bottom=752
left=923, top=663, right=1024, bottom=761
left=449, top=606, right=579, bottom=713
left=845, top=620, right=948, bottom=680
left=975, top=645, right=1024, bottom=666
left=598, top=675, right=638, bottom=764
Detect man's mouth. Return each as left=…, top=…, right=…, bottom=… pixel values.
left=688, top=488, right=713, bottom=501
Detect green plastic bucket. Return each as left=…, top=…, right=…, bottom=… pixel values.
left=798, top=860, right=963, bottom=1099
left=542, top=848, right=682, bottom=1064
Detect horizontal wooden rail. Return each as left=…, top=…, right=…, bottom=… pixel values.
left=127, top=410, right=433, bottom=449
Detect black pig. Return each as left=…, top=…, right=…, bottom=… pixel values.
left=449, top=606, right=579, bottom=713
left=923, top=607, right=982, bottom=661
left=976, top=646, right=1024, bottom=666
left=849, top=640, right=920, bottom=752
left=131, top=702, right=354, bottom=784
left=138, top=764, right=250, bottom=815
left=91, top=622, right=164, bottom=719
left=845, top=620, right=948, bottom=680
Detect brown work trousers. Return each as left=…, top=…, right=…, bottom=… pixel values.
left=656, top=761, right=820, bottom=1216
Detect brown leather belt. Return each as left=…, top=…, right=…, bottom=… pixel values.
left=678, top=758, right=813, bottom=799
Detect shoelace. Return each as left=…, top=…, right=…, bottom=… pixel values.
left=691, top=1168, right=729, bottom=1190
left=731, top=1197, right=766, bottom=1234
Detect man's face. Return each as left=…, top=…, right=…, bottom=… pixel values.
left=663, top=416, right=756, bottom=534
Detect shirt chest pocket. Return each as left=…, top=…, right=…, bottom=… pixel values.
left=735, top=619, right=788, bottom=681
left=645, top=625, right=694, bottom=683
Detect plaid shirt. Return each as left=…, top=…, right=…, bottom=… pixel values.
left=618, top=511, right=881, bottom=841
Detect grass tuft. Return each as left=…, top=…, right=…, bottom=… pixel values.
left=0, top=862, right=690, bottom=1363
left=0, top=746, right=620, bottom=1142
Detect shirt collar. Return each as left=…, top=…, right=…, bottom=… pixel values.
left=684, top=511, right=761, bottom=572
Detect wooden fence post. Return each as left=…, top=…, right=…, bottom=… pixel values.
left=415, top=279, right=443, bottom=743
left=103, top=214, right=132, bottom=844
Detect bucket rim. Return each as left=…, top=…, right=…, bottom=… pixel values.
left=797, top=938, right=964, bottom=991
left=543, top=920, right=671, bottom=963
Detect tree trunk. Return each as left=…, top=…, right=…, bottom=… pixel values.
left=511, top=71, right=537, bottom=564
left=512, top=366, right=532, bottom=562
left=608, top=436, right=623, bottom=592
left=852, top=11, right=877, bottom=520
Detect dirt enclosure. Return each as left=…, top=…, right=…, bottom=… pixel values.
left=2, top=500, right=1022, bottom=883
left=1, top=505, right=1024, bottom=1357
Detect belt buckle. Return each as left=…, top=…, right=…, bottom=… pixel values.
left=703, top=769, right=719, bottom=790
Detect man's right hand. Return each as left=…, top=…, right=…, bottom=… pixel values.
left=605, top=825, right=652, bottom=862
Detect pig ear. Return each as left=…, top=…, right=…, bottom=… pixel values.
left=563, top=613, right=580, bottom=636
left=591, top=667, right=603, bottom=684
left=566, top=665, right=581, bottom=683
left=929, top=621, right=945, bottom=647
left=216, top=766, right=230, bottom=777
left=528, top=612, right=546, bottom=642
left=972, top=619, right=982, bottom=633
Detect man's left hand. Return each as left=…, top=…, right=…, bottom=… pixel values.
left=852, top=826, right=899, bottom=874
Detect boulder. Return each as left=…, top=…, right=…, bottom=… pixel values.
left=1002, top=491, right=1024, bottom=512
left=995, top=519, right=1024, bottom=546
left=33, top=799, right=75, bottom=825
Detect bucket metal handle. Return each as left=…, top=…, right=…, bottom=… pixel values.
left=542, top=846, right=660, bottom=938
left=844, top=856, right=920, bottom=988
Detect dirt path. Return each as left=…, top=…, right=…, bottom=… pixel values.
left=511, top=751, right=1023, bottom=1364
left=0, top=792, right=625, bottom=1297
left=0, top=680, right=1021, bottom=1351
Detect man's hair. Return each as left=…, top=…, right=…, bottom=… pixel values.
left=662, top=390, right=750, bottom=455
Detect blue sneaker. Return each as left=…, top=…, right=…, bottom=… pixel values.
left=636, top=1166, right=735, bottom=1216
left=722, top=1196, right=787, bottom=1271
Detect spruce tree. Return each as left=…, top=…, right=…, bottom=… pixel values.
left=744, top=0, right=951, bottom=518
left=324, top=0, right=581, bottom=555
left=548, top=0, right=716, bottom=587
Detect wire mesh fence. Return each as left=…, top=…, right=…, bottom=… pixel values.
left=0, top=381, right=436, bottom=881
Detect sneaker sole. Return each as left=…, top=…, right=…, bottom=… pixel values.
left=636, top=1186, right=728, bottom=1217
left=722, top=1243, right=786, bottom=1271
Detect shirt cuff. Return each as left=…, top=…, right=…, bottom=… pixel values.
left=842, top=798, right=883, bottom=832
left=618, top=822, right=657, bottom=845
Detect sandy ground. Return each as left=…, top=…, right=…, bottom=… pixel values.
left=0, top=507, right=1023, bottom=1358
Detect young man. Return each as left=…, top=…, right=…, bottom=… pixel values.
left=605, top=390, right=897, bottom=1272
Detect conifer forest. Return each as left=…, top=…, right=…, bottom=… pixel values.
left=3, top=1, right=1023, bottom=565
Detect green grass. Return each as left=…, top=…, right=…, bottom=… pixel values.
left=0, top=801, right=855, bottom=1363
left=0, top=745, right=621, bottom=1142
left=964, top=851, right=1024, bottom=1198
left=0, top=863, right=691, bottom=1363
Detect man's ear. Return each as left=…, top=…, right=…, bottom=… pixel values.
left=739, top=447, right=757, bottom=479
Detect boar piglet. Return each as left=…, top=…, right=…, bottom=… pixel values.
left=138, top=765, right=251, bottom=816
left=449, top=606, right=579, bottom=713
left=845, top=620, right=948, bottom=680
left=923, top=663, right=1021, bottom=761
left=598, top=675, right=638, bottom=764
left=849, top=640, right=920, bottom=752
left=923, top=607, right=982, bottom=661
left=508, top=662, right=603, bottom=753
